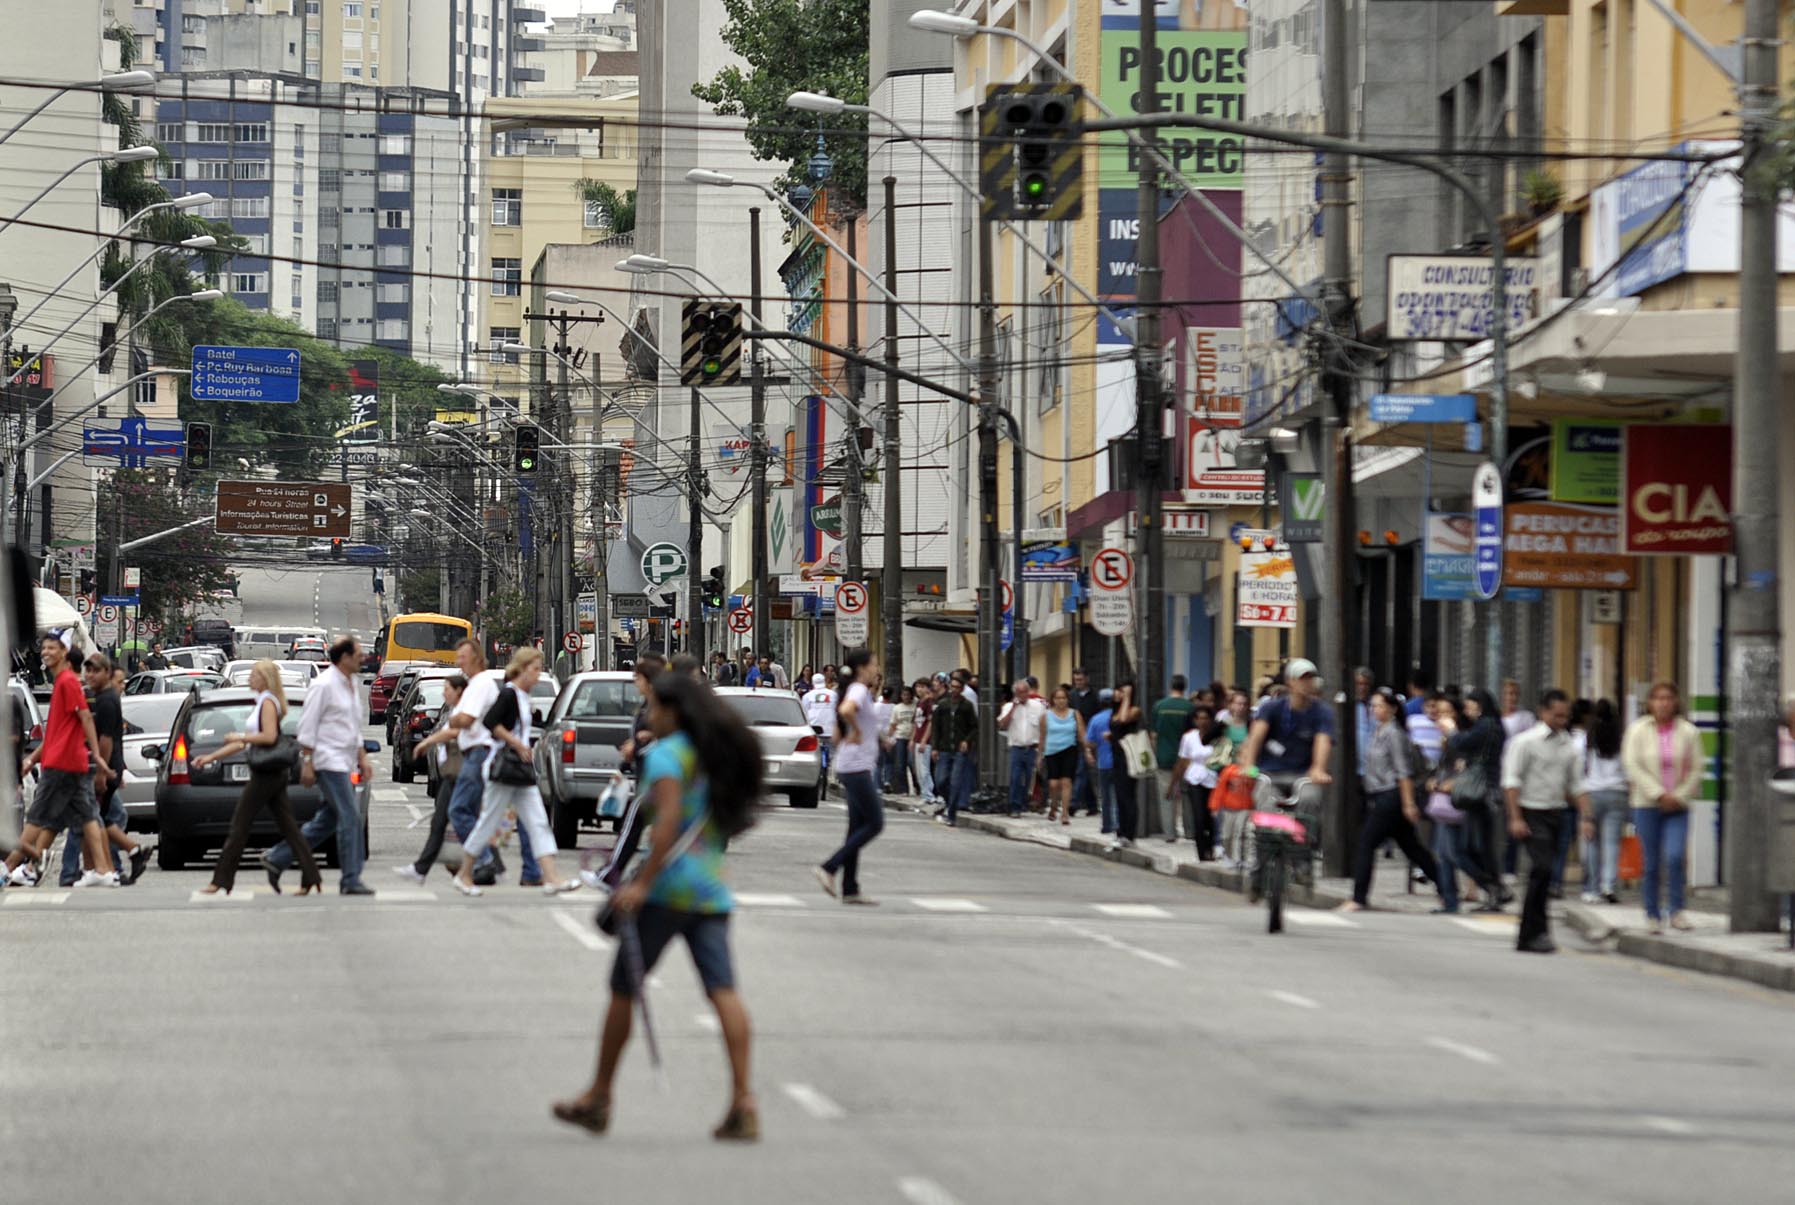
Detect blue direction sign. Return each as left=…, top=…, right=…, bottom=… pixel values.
left=83, top=417, right=184, bottom=468
left=1472, top=461, right=1503, bottom=601
left=190, top=344, right=302, bottom=403
left=99, top=593, right=139, bottom=607
left=1368, top=393, right=1478, bottom=424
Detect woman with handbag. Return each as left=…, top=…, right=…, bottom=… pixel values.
left=554, top=669, right=765, bottom=1141
left=192, top=661, right=320, bottom=896
left=393, top=673, right=467, bottom=884
left=453, top=648, right=579, bottom=897
left=1428, top=697, right=1503, bottom=913
left=1108, top=680, right=1145, bottom=849
left=1444, top=688, right=1509, bottom=903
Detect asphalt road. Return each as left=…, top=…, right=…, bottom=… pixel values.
left=6, top=719, right=1795, bottom=1203
left=213, top=565, right=383, bottom=644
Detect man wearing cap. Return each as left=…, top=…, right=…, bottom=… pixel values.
left=5, top=634, right=119, bottom=888
left=1236, top=658, right=1336, bottom=826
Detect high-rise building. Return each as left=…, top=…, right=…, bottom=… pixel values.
left=516, top=4, right=639, bottom=98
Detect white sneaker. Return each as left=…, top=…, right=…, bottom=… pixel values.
left=75, top=870, right=121, bottom=888
left=8, top=863, right=39, bottom=887
left=392, top=864, right=427, bottom=885
left=1579, top=891, right=1600, bottom=905
left=579, top=868, right=607, bottom=890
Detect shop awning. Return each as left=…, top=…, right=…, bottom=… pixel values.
left=1351, top=446, right=1483, bottom=500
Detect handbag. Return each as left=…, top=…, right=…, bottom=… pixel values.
left=1449, top=760, right=1489, bottom=812
left=595, top=808, right=710, bottom=936
left=489, top=742, right=538, bottom=786
left=245, top=733, right=299, bottom=774
left=1119, top=730, right=1156, bottom=779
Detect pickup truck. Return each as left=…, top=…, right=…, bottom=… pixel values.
left=534, top=671, right=641, bottom=850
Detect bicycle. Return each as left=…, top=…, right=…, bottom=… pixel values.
left=1246, top=775, right=1320, bottom=934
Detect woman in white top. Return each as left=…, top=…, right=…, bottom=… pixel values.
left=453, top=648, right=579, bottom=897
left=193, top=660, right=321, bottom=895
left=814, top=649, right=885, bottom=904
left=1166, top=705, right=1221, bottom=856
left=1579, top=699, right=1629, bottom=904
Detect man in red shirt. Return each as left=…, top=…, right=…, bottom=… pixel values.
left=5, top=634, right=116, bottom=887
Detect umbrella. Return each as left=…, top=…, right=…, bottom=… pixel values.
left=117, top=639, right=148, bottom=652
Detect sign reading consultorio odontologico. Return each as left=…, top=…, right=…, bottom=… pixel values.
left=1385, top=255, right=1541, bottom=342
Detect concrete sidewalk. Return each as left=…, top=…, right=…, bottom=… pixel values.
left=1562, top=898, right=1795, bottom=992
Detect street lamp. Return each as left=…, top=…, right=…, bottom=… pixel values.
left=905, top=9, right=980, bottom=36
left=0, top=70, right=157, bottom=150
left=0, top=146, right=160, bottom=234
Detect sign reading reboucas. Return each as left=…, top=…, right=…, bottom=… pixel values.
left=1621, top=424, right=1732, bottom=555
left=1237, top=551, right=1297, bottom=628
left=1384, top=255, right=1541, bottom=342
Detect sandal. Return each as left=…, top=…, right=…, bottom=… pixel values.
left=552, top=1097, right=609, bottom=1135
left=712, top=1104, right=760, bottom=1142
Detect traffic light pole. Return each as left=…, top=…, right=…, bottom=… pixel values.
left=688, top=385, right=706, bottom=662
left=1134, top=8, right=1167, bottom=743
left=749, top=207, right=770, bottom=665
left=842, top=222, right=865, bottom=589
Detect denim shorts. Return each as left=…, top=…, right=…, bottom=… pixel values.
left=608, top=904, right=735, bottom=997
left=26, top=767, right=99, bottom=832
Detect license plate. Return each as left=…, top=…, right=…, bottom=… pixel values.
left=228, top=764, right=249, bottom=782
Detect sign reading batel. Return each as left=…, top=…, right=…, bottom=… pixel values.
left=1384, top=255, right=1540, bottom=342
left=1621, top=424, right=1732, bottom=555
left=190, top=345, right=302, bottom=404
left=215, top=480, right=351, bottom=538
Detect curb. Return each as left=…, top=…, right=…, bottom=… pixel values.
left=1611, top=932, right=1795, bottom=992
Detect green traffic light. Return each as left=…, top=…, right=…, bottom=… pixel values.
left=1022, top=175, right=1048, bottom=200
left=520, top=456, right=535, bottom=470
left=703, top=357, right=722, bottom=377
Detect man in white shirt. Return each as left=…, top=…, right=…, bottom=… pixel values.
left=265, top=637, right=374, bottom=895
left=1501, top=689, right=1591, bottom=954
left=998, top=680, right=1047, bottom=817
left=802, top=673, right=839, bottom=797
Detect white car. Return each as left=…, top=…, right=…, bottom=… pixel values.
left=119, top=694, right=188, bottom=830
left=221, top=660, right=316, bottom=689
left=714, top=687, right=822, bottom=808
left=160, top=646, right=229, bottom=672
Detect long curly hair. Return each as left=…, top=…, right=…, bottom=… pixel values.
left=648, top=671, right=763, bottom=838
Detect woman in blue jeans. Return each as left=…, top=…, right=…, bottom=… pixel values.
left=814, top=649, right=885, bottom=904
left=1622, top=682, right=1703, bottom=934
left=1579, top=699, right=1628, bottom=904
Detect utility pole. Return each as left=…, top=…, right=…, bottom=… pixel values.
left=880, top=175, right=904, bottom=686
left=527, top=306, right=604, bottom=663
left=1318, top=0, right=1359, bottom=877
left=688, top=385, right=706, bottom=663
left=1133, top=6, right=1166, bottom=723
left=749, top=207, right=770, bottom=664
left=976, top=217, right=1002, bottom=795
left=1727, top=0, right=1782, bottom=932
left=842, top=220, right=865, bottom=589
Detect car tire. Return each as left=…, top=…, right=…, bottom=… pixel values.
left=788, top=787, right=820, bottom=809
left=395, top=753, right=414, bottom=785
left=551, top=795, right=579, bottom=851
left=157, top=838, right=188, bottom=871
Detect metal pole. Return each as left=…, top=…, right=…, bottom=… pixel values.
left=842, top=220, right=865, bottom=588
left=557, top=317, right=575, bottom=665
left=749, top=207, right=770, bottom=664
left=1319, top=0, right=1358, bottom=877
left=976, top=216, right=1001, bottom=795
left=688, top=386, right=706, bottom=663
left=1134, top=6, right=1166, bottom=719
left=1727, top=0, right=1782, bottom=933
left=881, top=175, right=904, bottom=685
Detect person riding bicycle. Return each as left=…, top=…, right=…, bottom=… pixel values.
left=1234, top=660, right=1335, bottom=887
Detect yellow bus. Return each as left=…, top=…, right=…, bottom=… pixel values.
left=376, top=612, right=472, bottom=667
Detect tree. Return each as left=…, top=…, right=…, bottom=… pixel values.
left=99, top=470, right=234, bottom=630
left=477, top=586, right=535, bottom=648
left=691, top=0, right=869, bottom=209
left=572, top=180, right=636, bottom=235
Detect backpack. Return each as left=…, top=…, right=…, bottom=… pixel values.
left=1403, top=728, right=1436, bottom=786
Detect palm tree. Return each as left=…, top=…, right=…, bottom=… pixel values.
left=571, top=179, right=636, bottom=236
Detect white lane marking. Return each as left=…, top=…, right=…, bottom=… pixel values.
left=551, top=909, right=606, bottom=951
left=911, top=897, right=988, bottom=913
left=1050, top=920, right=1182, bottom=969
left=1285, top=911, right=1359, bottom=928
left=1644, top=1116, right=1696, bottom=1136
left=1092, top=903, right=1171, bottom=919
left=1267, top=989, right=1320, bottom=1010
left=374, top=888, right=437, bottom=903
left=1452, top=916, right=1514, bottom=936
left=1425, top=1036, right=1499, bottom=1066
left=824, top=801, right=847, bottom=811
left=734, top=892, right=806, bottom=908
left=780, top=1082, right=845, bottom=1121
left=694, top=1013, right=720, bottom=1033
left=189, top=889, right=255, bottom=902
left=373, top=789, right=411, bottom=802
left=4, top=892, right=70, bottom=907
left=897, top=1177, right=962, bottom=1205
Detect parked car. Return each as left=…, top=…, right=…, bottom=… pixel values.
left=389, top=672, right=457, bottom=783
left=190, top=618, right=237, bottom=659
left=287, top=638, right=328, bottom=662
left=125, top=669, right=227, bottom=696
left=161, top=645, right=229, bottom=672
left=118, top=693, right=188, bottom=831
left=535, top=671, right=640, bottom=849
left=143, top=687, right=378, bottom=870
left=714, top=687, right=821, bottom=809
left=368, top=660, right=420, bottom=725
left=9, top=677, right=44, bottom=825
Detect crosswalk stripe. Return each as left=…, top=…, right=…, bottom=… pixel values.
left=189, top=889, right=258, bottom=902
left=1092, top=903, right=1172, bottom=919
left=1285, top=911, right=1359, bottom=928
left=3, top=892, right=70, bottom=906
left=734, top=892, right=806, bottom=907
left=374, top=889, right=437, bottom=903
left=1451, top=916, right=1515, bottom=936
left=911, top=897, right=988, bottom=913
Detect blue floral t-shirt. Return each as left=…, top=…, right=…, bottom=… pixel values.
left=641, top=731, right=731, bottom=914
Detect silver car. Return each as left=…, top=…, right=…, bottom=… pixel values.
left=119, top=694, right=188, bottom=830
left=715, top=687, right=822, bottom=808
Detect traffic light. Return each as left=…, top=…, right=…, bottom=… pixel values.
left=513, top=422, right=539, bottom=474
left=185, top=421, right=212, bottom=471
left=330, top=537, right=343, bottom=559
left=680, top=300, right=743, bottom=386
left=703, top=565, right=725, bottom=609
left=980, top=83, right=1083, bottom=221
